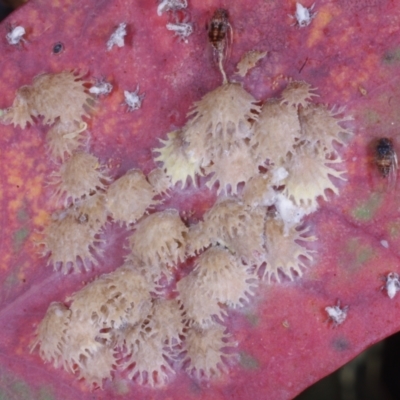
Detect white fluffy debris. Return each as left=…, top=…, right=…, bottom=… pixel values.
left=271, top=167, right=289, bottom=185
left=325, top=301, right=348, bottom=327
left=157, top=0, right=187, bottom=16
left=292, top=3, right=316, bottom=27
left=166, top=22, right=193, bottom=42
left=107, top=23, right=127, bottom=51
left=124, top=86, right=145, bottom=111
left=274, top=193, right=309, bottom=233
left=382, top=272, right=400, bottom=299
left=89, top=81, right=113, bottom=97
left=6, top=26, right=25, bottom=45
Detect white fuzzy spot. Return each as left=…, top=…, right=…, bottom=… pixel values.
left=382, top=272, right=400, bottom=299
left=124, top=86, right=145, bottom=111
left=157, top=0, right=187, bottom=16
left=54, top=306, right=66, bottom=317
left=107, top=23, right=127, bottom=51
left=293, top=3, right=316, bottom=27
left=89, top=81, right=113, bottom=96
left=166, top=22, right=193, bottom=42
left=274, top=193, right=317, bottom=235
left=272, top=166, right=289, bottom=185
left=275, top=194, right=305, bottom=232
left=6, top=26, right=25, bottom=45
left=325, top=301, right=348, bottom=327
left=380, top=240, right=389, bottom=249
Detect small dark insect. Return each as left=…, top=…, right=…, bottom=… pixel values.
left=375, top=138, right=398, bottom=177
left=52, top=42, right=64, bottom=54
left=208, top=9, right=230, bottom=53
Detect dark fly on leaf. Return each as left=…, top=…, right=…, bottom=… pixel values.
left=375, top=137, right=398, bottom=189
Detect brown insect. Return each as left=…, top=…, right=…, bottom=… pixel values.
left=208, top=9, right=231, bottom=53
left=207, top=9, right=232, bottom=83
left=375, top=137, right=398, bottom=185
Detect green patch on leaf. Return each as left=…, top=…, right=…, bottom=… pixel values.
left=38, top=387, right=56, bottom=400
left=10, top=381, right=31, bottom=399
left=351, top=193, right=383, bottom=222
left=4, top=271, right=19, bottom=290
left=239, top=352, right=260, bottom=370
left=345, top=238, right=375, bottom=269
left=111, top=379, right=130, bottom=395
left=0, top=389, right=10, bottom=400
left=388, top=221, right=400, bottom=239
left=13, top=227, right=30, bottom=251
left=17, top=207, right=29, bottom=222
left=0, top=368, right=55, bottom=400
left=363, top=109, right=381, bottom=125
left=244, top=312, right=259, bottom=326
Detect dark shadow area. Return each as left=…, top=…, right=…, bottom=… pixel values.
left=0, top=0, right=27, bottom=21
left=0, top=1, right=13, bottom=21
left=296, top=331, right=400, bottom=400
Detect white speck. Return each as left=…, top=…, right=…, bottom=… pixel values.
left=380, top=240, right=389, bottom=249
left=54, top=307, right=64, bottom=317
left=107, top=23, right=127, bottom=51
left=325, top=300, right=348, bottom=327
left=6, top=26, right=25, bottom=45
left=89, top=81, right=113, bottom=96
left=157, top=0, right=187, bottom=16
left=166, top=22, right=193, bottom=42
left=124, top=86, right=145, bottom=111
left=352, top=157, right=357, bottom=162
left=292, top=3, right=317, bottom=27
left=382, top=272, right=400, bottom=299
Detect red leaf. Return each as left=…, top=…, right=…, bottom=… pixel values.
left=1, top=0, right=400, bottom=399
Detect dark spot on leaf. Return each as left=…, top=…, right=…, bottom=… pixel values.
left=332, top=337, right=350, bottom=352
left=382, top=48, right=400, bottom=64
left=189, top=380, right=203, bottom=394
left=52, top=42, right=64, bottom=54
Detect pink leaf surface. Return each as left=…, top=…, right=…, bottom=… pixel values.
left=1, top=0, right=400, bottom=399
